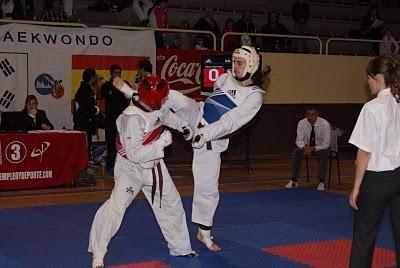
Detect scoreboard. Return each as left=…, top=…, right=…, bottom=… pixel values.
left=200, top=54, right=232, bottom=96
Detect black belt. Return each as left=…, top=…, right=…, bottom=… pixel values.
left=151, top=162, right=163, bottom=208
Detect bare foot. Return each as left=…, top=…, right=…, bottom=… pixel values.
left=197, top=230, right=221, bottom=252
left=208, top=243, right=221, bottom=252
left=92, top=257, right=104, bottom=268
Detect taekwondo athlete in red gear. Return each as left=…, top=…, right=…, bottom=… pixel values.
left=114, top=46, right=269, bottom=252
left=88, top=75, right=196, bottom=268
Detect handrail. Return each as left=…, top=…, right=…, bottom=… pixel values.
left=0, top=18, right=88, bottom=28
left=221, top=32, right=323, bottom=54
left=326, top=37, right=375, bottom=55
left=100, top=25, right=217, bottom=50
left=325, top=37, right=389, bottom=55
left=4, top=19, right=390, bottom=57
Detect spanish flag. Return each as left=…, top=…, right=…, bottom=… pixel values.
left=71, top=55, right=148, bottom=98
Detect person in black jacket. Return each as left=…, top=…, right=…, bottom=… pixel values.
left=292, top=0, right=310, bottom=52
left=74, top=68, right=99, bottom=160
left=262, top=11, right=291, bottom=52
left=360, top=7, right=384, bottom=55
left=193, top=8, right=220, bottom=49
left=21, top=95, right=54, bottom=131
left=235, top=10, right=256, bottom=45
left=0, top=0, right=24, bottom=20
left=100, top=64, right=130, bottom=171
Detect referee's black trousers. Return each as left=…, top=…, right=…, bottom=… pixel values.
left=350, top=167, right=400, bottom=268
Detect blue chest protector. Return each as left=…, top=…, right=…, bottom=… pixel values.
left=202, top=88, right=237, bottom=124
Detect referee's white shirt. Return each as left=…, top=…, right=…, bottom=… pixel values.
left=349, top=88, right=400, bottom=171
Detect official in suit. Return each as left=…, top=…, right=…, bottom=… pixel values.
left=284, top=107, right=331, bottom=191
left=21, top=95, right=54, bottom=131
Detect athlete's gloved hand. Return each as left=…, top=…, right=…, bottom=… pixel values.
left=112, top=77, right=124, bottom=90
left=192, top=133, right=206, bottom=148
left=157, top=130, right=172, bottom=147
left=181, top=123, right=194, bottom=141
left=113, top=77, right=134, bottom=99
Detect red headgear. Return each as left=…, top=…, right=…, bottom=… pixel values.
left=138, top=74, right=169, bottom=110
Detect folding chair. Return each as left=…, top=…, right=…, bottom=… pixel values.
left=327, top=129, right=341, bottom=188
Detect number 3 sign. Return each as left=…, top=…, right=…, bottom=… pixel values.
left=4, top=141, right=27, bottom=164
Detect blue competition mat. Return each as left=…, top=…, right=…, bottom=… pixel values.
left=0, top=188, right=396, bottom=268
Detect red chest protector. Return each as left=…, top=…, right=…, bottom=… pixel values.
left=116, top=124, right=164, bottom=159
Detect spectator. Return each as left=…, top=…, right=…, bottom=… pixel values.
left=32, top=0, right=44, bottom=19
left=285, top=107, right=331, bottom=191
left=222, top=18, right=238, bottom=51
left=73, top=68, right=99, bottom=160
left=148, top=0, right=168, bottom=48
left=262, top=11, right=291, bottom=52
left=109, top=0, right=126, bottom=12
left=361, top=7, right=384, bottom=55
left=235, top=10, right=255, bottom=45
left=41, top=0, right=68, bottom=22
left=169, top=36, right=181, bottom=49
left=132, top=0, right=152, bottom=25
left=88, top=0, right=126, bottom=12
left=292, top=0, right=310, bottom=53
left=25, top=0, right=34, bottom=18
left=100, top=64, right=130, bottom=172
left=0, top=0, right=24, bottom=19
left=179, top=20, right=192, bottom=49
left=26, top=0, right=52, bottom=20
left=193, top=7, right=220, bottom=49
left=240, top=34, right=252, bottom=46
left=21, top=95, right=54, bottom=131
left=63, top=0, right=72, bottom=17
left=379, top=29, right=399, bottom=56
left=194, top=36, right=208, bottom=50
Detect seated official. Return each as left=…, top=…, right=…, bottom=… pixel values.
left=285, top=107, right=331, bottom=191
left=21, top=95, right=54, bottom=131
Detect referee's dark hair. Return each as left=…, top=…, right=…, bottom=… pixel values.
left=367, top=54, right=400, bottom=103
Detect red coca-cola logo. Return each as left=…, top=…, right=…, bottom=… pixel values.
left=158, top=54, right=201, bottom=95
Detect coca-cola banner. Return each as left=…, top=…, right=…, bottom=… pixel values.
left=156, top=49, right=226, bottom=100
